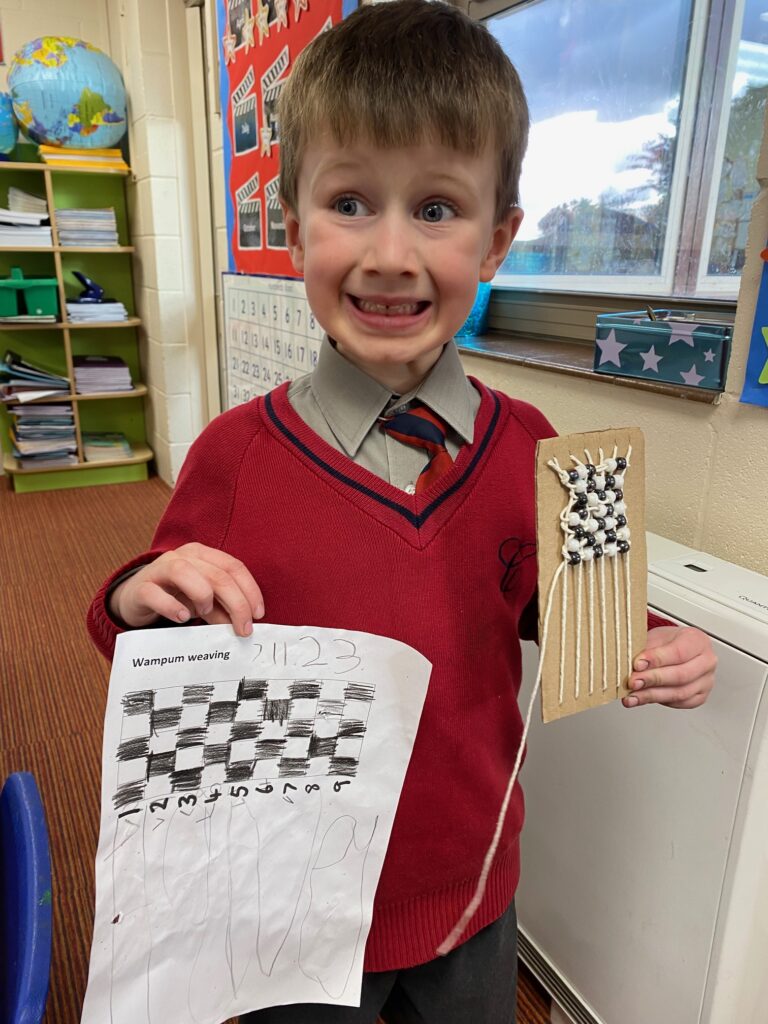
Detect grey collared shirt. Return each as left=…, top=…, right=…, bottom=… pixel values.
left=287, top=337, right=480, bottom=493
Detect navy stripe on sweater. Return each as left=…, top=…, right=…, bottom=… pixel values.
left=264, top=389, right=500, bottom=529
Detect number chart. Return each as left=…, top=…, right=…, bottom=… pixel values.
left=222, top=273, right=323, bottom=409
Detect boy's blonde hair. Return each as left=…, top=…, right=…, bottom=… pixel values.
left=278, top=0, right=529, bottom=225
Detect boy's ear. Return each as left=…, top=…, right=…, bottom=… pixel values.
left=281, top=199, right=305, bottom=274
left=479, top=207, right=524, bottom=282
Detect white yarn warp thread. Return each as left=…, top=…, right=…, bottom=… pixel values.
left=436, top=445, right=633, bottom=957
left=436, top=559, right=565, bottom=957
left=547, top=445, right=633, bottom=704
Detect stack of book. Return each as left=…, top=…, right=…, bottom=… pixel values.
left=1, top=350, right=70, bottom=402
left=39, top=144, right=130, bottom=172
left=8, top=188, right=49, bottom=216
left=73, top=355, right=133, bottom=394
left=56, top=207, right=120, bottom=247
left=66, top=300, right=128, bottom=323
left=10, top=403, right=77, bottom=468
left=82, top=431, right=134, bottom=463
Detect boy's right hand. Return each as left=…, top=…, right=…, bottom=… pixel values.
left=108, top=543, right=264, bottom=637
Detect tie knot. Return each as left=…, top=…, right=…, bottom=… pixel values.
left=380, top=403, right=448, bottom=447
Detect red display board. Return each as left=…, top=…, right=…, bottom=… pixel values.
left=216, top=0, right=346, bottom=276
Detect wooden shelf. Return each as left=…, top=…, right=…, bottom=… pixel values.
left=4, top=384, right=148, bottom=405
left=0, top=245, right=134, bottom=253
left=0, top=317, right=140, bottom=330
left=0, top=161, right=129, bottom=176
left=4, top=443, right=153, bottom=475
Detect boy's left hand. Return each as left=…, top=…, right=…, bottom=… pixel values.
left=623, top=626, right=717, bottom=710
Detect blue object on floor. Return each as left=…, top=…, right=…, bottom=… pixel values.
left=0, top=771, right=53, bottom=1024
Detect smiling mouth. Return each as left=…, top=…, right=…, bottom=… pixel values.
left=350, top=296, right=430, bottom=316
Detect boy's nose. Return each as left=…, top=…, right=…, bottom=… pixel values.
left=360, top=213, right=420, bottom=277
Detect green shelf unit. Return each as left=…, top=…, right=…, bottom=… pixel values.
left=0, top=157, right=153, bottom=492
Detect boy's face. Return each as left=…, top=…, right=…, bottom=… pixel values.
left=281, top=135, right=522, bottom=390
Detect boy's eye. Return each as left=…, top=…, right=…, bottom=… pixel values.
left=334, top=196, right=370, bottom=217
left=419, top=202, right=456, bottom=223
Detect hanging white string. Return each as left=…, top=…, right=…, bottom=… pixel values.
left=436, top=559, right=565, bottom=957
left=599, top=555, right=607, bottom=690
left=575, top=559, right=583, bottom=700
left=588, top=558, right=595, bottom=695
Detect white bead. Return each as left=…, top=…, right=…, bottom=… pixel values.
left=617, top=526, right=630, bottom=541
left=567, top=538, right=581, bottom=552
left=594, top=474, right=606, bottom=489
left=604, top=516, right=616, bottom=530
left=581, top=547, right=594, bottom=561
left=586, top=519, right=599, bottom=533
left=613, top=473, right=625, bottom=488
left=614, top=501, right=627, bottom=515
left=587, top=493, right=599, bottom=506
left=604, top=490, right=616, bottom=504
left=604, top=458, right=617, bottom=473
left=594, top=504, right=607, bottom=518
left=605, top=542, right=618, bottom=557
left=573, top=479, right=587, bottom=493
left=568, top=512, right=581, bottom=527
left=574, top=464, right=588, bottom=479
left=595, top=530, right=606, bottom=545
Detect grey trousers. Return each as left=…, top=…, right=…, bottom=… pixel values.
left=240, top=900, right=518, bottom=1024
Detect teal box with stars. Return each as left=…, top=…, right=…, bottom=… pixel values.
left=594, top=310, right=732, bottom=391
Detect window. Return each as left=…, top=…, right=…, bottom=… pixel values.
left=480, top=0, right=768, bottom=300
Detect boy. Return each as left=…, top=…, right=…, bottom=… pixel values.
left=87, top=2, right=716, bottom=1021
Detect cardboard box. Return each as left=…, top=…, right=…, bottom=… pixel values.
left=594, top=309, right=732, bottom=391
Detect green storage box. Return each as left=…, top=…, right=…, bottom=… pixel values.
left=0, top=267, right=59, bottom=318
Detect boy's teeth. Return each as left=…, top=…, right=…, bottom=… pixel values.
left=357, top=299, right=420, bottom=315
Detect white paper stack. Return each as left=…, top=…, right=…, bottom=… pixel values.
left=0, top=188, right=52, bottom=246
left=66, top=301, right=128, bottom=323
left=73, top=355, right=133, bottom=394
left=9, top=187, right=49, bottom=215
left=56, top=207, right=120, bottom=247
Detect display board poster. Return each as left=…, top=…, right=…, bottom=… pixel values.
left=216, top=0, right=354, bottom=276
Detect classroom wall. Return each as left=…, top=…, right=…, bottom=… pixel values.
left=461, top=108, right=768, bottom=576
left=105, top=0, right=209, bottom=483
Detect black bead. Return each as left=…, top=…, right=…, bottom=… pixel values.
left=573, top=526, right=585, bottom=539
left=593, top=544, right=604, bottom=559
left=585, top=463, right=596, bottom=477
left=614, top=488, right=623, bottom=500
left=596, top=490, right=607, bottom=500
left=576, top=493, right=588, bottom=508
left=568, top=469, right=580, bottom=483
left=618, top=540, right=630, bottom=554
left=616, top=514, right=627, bottom=527
left=595, top=517, right=606, bottom=530
left=578, top=509, right=589, bottom=521
left=605, top=475, right=615, bottom=488
left=584, top=534, right=595, bottom=547
left=616, top=457, right=627, bottom=470
left=604, top=504, right=614, bottom=516
left=605, top=529, right=617, bottom=543
left=586, top=480, right=596, bottom=492
left=568, top=552, right=581, bottom=565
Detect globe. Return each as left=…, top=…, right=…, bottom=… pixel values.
left=0, top=93, right=18, bottom=156
left=8, top=37, right=126, bottom=149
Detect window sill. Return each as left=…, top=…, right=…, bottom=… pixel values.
left=456, top=334, right=721, bottom=405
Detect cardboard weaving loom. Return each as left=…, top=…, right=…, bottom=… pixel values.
left=536, top=428, right=648, bottom=723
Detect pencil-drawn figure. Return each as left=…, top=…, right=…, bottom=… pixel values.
left=299, top=815, right=378, bottom=997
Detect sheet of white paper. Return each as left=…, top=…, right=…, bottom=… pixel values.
left=81, top=623, right=431, bottom=1024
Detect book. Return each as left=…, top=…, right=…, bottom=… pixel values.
left=82, top=431, right=134, bottom=462
left=73, top=354, right=133, bottom=394
left=8, top=187, right=48, bottom=215
left=39, top=145, right=130, bottom=172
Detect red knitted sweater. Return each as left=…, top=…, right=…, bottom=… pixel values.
left=87, top=379, right=556, bottom=970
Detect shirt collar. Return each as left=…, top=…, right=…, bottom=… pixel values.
left=310, top=335, right=475, bottom=458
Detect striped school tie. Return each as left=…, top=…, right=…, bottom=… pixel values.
left=379, top=402, right=454, bottom=493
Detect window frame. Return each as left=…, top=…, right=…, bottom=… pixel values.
left=469, top=0, right=746, bottom=327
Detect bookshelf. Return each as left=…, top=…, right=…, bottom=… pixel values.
left=0, top=150, right=152, bottom=493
